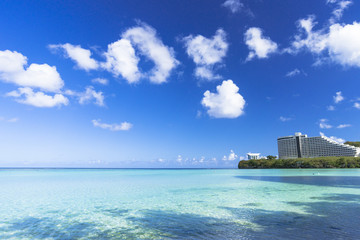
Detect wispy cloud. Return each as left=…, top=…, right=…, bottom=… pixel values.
left=280, top=116, right=293, bottom=122
left=0, top=116, right=19, bottom=123
left=327, top=105, right=335, bottom=111
left=285, top=68, right=306, bottom=77
left=91, top=78, right=108, bottom=85
left=337, top=124, right=351, bottom=128
left=319, top=119, right=332, bottom=129
left=92, top=119, right=133, bottom=131
left=222, top=0, right=244, bottom=13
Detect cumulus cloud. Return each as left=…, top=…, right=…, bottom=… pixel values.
left=184, top=29, right=228, bottom=80
left=327, top=105, right=335, bottom=111
left=337, top=124, right=351, bottom=128
left=102, top=39, right=141, bottom=83
left=327, top=22, right=360, bottom=67
left=319, top=119, right=333, bottom=129
left=289, top=15, right=360, bottom=68
left=91, top=78, right=108, bottom=85
left=280, top=116, right=292, bottom=122
left=122, top=23, right=178, bottom=84
left=92, top=119, right=132, bottom=131
left=201, top=80, right=245, bottom=118
left=354, top=102, right=360, bottom=109
left=222, top=150, right=238, bottom=161
left=49, top=43, right=99, bottom=71
left=222, top=0, right=243, bottom=13
left=245, top=27, right=278, bottom=60
left=6, top=87, right=68, bottom=107
left=333, top=91, right=344, bottom=103
left=228, top=150, right=238, bottom=161
left=0, top=50, right=64, bottom=92
left=49, top=23, right=177, bottom=84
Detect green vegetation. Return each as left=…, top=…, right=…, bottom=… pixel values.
left=238, top=156, right=360, bottom=169
left=345, top=141, right=360, bottom=148
left=266, top=155, right=277, bottom=160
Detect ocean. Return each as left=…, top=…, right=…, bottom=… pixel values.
left=0, top=169, right=359, bottom=239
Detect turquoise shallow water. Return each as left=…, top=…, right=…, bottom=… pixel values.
left=0, top=169, right=360, bottom=239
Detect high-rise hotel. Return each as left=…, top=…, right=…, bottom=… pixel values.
left=277, top=132, right=360, bottom=159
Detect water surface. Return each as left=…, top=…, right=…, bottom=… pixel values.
left=0, top=169, right=359, bottom=239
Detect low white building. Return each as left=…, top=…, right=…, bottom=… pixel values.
left=247, top=153, right=260, bottom=160
left=277, top=132, right=360, bottom=159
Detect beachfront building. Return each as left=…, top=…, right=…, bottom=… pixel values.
left=277, top=132, right=360, bottom=159
left=247, top=153, right=260, bottom=160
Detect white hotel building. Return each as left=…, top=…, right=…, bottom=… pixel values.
left=278, top=132, right=360, bottom=159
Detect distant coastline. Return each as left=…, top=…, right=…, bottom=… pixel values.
left=238, top=156, right=360, bottom=169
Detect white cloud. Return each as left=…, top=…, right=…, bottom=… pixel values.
left=280, top=116, right=292, bottom=122
left=184, top=29, right=228, bottom=80
left=354, top=102, right=360, bottom=109
left=337, top=124, right=351, bottom=128
left=327, top=22, right=360, bottom=67
left=320, top=131, right=345, bottom=143
left=194, top=66, right=221, bottom=80
left=91, top=78, right=108, bottom=85
left=319, top=118, right=333, bottom=129
left=78, top=86, right=104, bottom=106
left=289, top=15, right=360, bottom=68
left=334, top=91, right=344, bottom=103
left=92, top=119, right=132, bottom=131
left=176, top=155, right=182, bottom=163
left=288, top=16, right=328, bottom=54
left=327, top=0, right=352, bottom=24
left=222, top=150, right=238, bottom=161
left=102, top=39, right=141, bottom=84
left=285, top=68, right=301, bottom=77
left=202, top=80, right=245, bottom=118
left=157, top=158, right=165, bottom=163
left=222, top=0, right=243, bottom=13
left=327, top=105, right=335, bottom=111
left=123, top=23, right=178, bottom=84
left=228, top=150, right=238, bottom=161
left=49, top=43, right=99, bottom=71
left=245, top=27, right=278, bottom=60
left=6, top=87, right=68, bottom=107
left=0, top=50, right=64, bottom=92
left=0, top=117, right=19, bottom=123
left=65, top=86, right=104, bottom=106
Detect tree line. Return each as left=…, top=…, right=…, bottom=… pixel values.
left=238, top=156, right=360, bottom=169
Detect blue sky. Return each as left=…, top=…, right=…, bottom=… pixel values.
left=1, top=0, right=360, bottom=168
